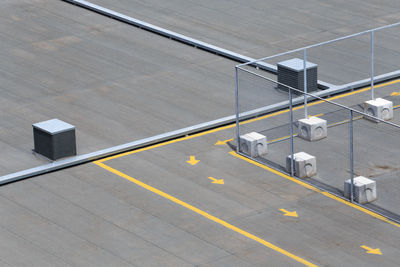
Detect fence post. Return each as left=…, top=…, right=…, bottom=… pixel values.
left=303, top=48, right=308, bottom=119
left=235, top=67, right=240, bottom=153
left=370, top=30, right=375, bottom=100
left=289, top=87, right=294, bottom=177
left=349, top=110, right=354, bottom=202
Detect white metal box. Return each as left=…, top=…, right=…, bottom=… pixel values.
left=286, top=152, right=317, bottom=178
left=239, top=132, right=268, bottom=158
left=298, top=116, right=327, bottom=141
left=344, top=176, right=377, bottom=204
left=363, top=98, right=393, bottom=122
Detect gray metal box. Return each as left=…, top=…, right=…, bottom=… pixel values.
left=33, top=119, right=76, bottom=160
left=277, top=58, right=318, bottom=94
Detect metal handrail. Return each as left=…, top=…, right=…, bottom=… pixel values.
left=236, top=66, right=400, bottom=129
left=239, top=21, right=400, bottom=67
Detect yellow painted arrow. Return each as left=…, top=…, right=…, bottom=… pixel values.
left=361, top=245, right=382, bottom=255
left=186, top=156, right=200, bottom=165
left=215, top=138, right=234, bottom=145
left=391, top=91, right=400, bottom=96
left=279, top=209, right=298, bottom=217
left=208, top=177, right=224, bottom=184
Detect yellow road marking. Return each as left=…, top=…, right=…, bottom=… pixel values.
left=252, top=113, right=363, bottom=144
left=391, top=92, right=400, bottom=96
left=229, top=151, right=319, bottom=191
left=186, top=156, right=200, bottom=165
left=268, top=134, right=297, bottom=144
left=215, top=138, right=234, bottom=145
left=361, top=245, right=382, bottom=255
left=241, top=79, right=400, bottom=126
left=229, top=151, right=400, bottom=228
left=94, top=161, right=317, bottom=267
left=99, top=78, right=400, bottom=163
left=207, top=176, right=224, bottom=184
left=280, top=209, right=298, bottom=217
left=394, top=104, right=400, bottom=108
left=308, top=113, right=324, bottom=118
left=97, top=123, right=236, bottom=162
left=267, top=114, right=363, bottom=143
left=327, top=115, right=363, bottom=127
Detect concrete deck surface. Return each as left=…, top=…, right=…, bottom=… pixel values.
left=1, top=1, right=400, bottom=266
left=89, top=0, right=400, bottom=58
left=3, top=0, right=400, bottom=176
left=244, top=80, right=400, bottom=217
left=1, top=121, right=399, bottom=266
left=1, top=0, right=237, bottom=175
left=89, top=0, right=400, bottom=85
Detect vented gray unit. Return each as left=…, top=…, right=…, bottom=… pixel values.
left=33, top=119, right=76, bottom=160
left=277, top=58, right=318, bottom=94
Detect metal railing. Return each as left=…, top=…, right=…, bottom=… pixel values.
left=235, top=63, right=400, bottom=223
left=239, top=21, right=400, bottom=101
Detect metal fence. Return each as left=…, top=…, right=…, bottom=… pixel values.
left=235, top=23, right=400, bottom=222
left=240, top=21, right=400, bottom=102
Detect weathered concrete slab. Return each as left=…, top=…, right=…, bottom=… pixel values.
left=1, top=122, right=400, bottom=266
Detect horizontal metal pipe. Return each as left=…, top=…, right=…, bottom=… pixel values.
left=2, top=67, right=399, bottom=185
left=240, top=21, right=400, bottom=67
left=0, top=114, right=236, bottom=185
left=2, top=0, right=399, bottom=186
left=238, top=67, right=400, bottom=128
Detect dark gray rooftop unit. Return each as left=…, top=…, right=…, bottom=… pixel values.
left=277, top=58, right=318, bottom=94
left=33, top=119, right=76, bottom=161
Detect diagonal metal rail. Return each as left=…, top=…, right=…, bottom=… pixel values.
left=61, top=0, right=335, bottom=89
left=61, top=0, right=276, bottom=73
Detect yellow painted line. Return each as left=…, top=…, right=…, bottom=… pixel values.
left=97, top=123, right=236, bottom=162
left=327, top=115, right=363, bottom=127
left=268, top=134, right=297, bottom=144
left=229, top=151, right=400, bottom=228
left=99, top=78, right=400, bottom=162
left=229, top=151, right=320, bottom=191
left=263, top=114, right=362, bottom=143
left=238, top=79, right=400, bottom=127
left=241, top=108, right=293, bottom=125
left=308, top=113, right=324, bottom=118
left=394, top=104, right=400, bottom=108
left=94, top=161, right=317, bottom=267
left=215, top=138, right=234, bottom=145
